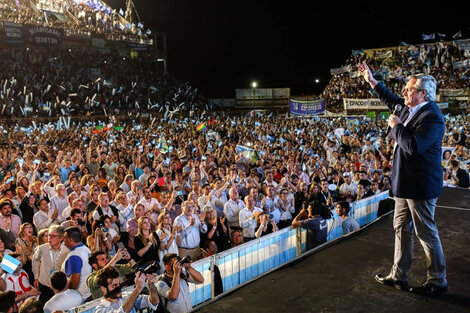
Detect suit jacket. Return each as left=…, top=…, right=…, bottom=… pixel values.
left=374, top=83, right=445, bottom=200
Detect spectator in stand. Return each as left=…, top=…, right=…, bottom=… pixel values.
left=0, top=200, right=22, bottom=238
left=61, top=227, right=92, bottom=301
left=336, top=202, right=360, bottom=234
left=254, top=212, right=278, bottom=239
left=43, top=271, right=83, bottom=313
left=133, top=216, right=162, bottom=267
left=173, top=201, right=207, bottom=260
left=0, top=253, right=40, bottom=312
left=239, top=195, right=263, bottom=242
left=31, top=225, right=69, bottom=304
left=0, top=290, right=16, bottom=313
left=448, top=160, right=470, bottom=188
left=291, top=202, right=331, bottom=250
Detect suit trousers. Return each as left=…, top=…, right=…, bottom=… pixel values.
left=390, top=197, right=447, bottom=286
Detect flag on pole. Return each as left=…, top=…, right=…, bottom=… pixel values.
left=453, top=30, right=462, bottom=39
left=422, top=33, right=435, bottom=41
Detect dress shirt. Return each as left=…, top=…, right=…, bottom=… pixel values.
left=33, top=210, right=59, bottom=231
left=223, top=199, right=245, bottom=228
left=239, top=207, right=263, bottom=238
left=173, top=214, right=207, bottom=249
left=0, top=214, right=22, bottom=238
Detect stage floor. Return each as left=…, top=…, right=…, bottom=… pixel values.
left=194, top=187, right=470, bottom=313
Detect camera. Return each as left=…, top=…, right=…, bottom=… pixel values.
left=176, top=255, right=192, bottom=265
left=77, top=219, right=85, bottom=226
left=132, top=261, right=161, bottom=275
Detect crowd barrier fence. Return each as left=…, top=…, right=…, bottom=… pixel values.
left=68, top=191, right=389, bottom=313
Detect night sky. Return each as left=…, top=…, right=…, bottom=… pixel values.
left=108, top=0, right=470, bottom=98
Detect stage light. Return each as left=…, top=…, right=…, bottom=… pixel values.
left=251, top=81, right=257, bottom=88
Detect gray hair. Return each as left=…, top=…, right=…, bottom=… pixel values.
left=408, top=74, right=437, bottom=102
left=49, top=225, right=65, bottom=237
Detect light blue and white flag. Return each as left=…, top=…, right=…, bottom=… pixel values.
left=1, top=254, right=20, bottom=274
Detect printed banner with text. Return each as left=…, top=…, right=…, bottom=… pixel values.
left=343, top=98, right=388, bottom=110
left=290, top=99, right=325, bottom=116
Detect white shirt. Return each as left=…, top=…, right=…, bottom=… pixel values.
left=239, top=207, right=263, bottom=238
left=44, top=289, right=83, bottom=313
left=94, top=290, right=159, bottom=313
left=173, top=214, right=207, bottom=249
left=49, top=194, right=69, bottom=219
left=404, top=101, right=428, bottom=126
left=33, top=209, right=59, bottom=231
left=223, top=199, right=245, bottom=228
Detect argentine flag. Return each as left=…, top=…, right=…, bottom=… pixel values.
left=1, top=254, right=20, bottom=274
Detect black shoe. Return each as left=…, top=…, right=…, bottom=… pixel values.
left=375, top=274, right=409, bottom=291
left=409, top=282, right=448, bottom=296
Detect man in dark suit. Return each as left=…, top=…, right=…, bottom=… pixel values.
left=357, top=62, right=447, bottom=296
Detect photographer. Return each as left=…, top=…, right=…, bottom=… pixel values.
left=94, top=266, right=160, bottom=313
left=156, top=253, right=204, bottom=313
left=87, top=249, right=136, bottom=299
left=292, top=201, right=331, bottom=250
left=254, top=212, right=278, bottom=239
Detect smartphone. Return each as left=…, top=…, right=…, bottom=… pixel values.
left=116, top=242, right=125, bottom=250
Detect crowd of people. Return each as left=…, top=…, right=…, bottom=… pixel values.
left=0, top=0, right=151, bottom=42
left=322, top=40, right=470, bottom=111
left=0, top=47, right=211, bottom=119
left=0, top=109, right=467, bottom=311
left=0, top=6, right=469, bottom=311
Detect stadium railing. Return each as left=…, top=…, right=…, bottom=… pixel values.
left=68, top=191, right=390, bottom=313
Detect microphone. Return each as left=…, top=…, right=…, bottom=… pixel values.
left=385, top=104, right=402, bottom=137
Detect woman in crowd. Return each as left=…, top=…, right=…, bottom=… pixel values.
left=86, top=220, right=113, bottom=256
left=133, top=216, right=163, bottom=267
left=15, top=223, right=38, bottom=284
left=202, top=205, right=230, bottom=252
left=156, top=211, right=180, bottom=268
left=254, top=212, right=279, bottom=238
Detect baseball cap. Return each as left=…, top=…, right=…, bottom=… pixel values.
left=343, top=172, right=351, bottom=178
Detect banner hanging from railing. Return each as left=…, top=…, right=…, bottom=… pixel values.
left=2, top=21, right=23, bottom=45
left=343, top=98, right=388, bottom=110
left=289, top=99, right=325, bottom=116
left=26, top=25, right=64, bottom=46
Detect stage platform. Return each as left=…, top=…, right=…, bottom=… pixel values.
left=194, top=187, right=470, bottom=313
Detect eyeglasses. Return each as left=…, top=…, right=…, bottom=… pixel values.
left=48, top=234, right=59, bottom=238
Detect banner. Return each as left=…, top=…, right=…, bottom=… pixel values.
left=375, top=50, right=393, bottom=59
left=26, top=25, right=63, bottom=46
left=2, top=21, right=23, bottom=45
left=330, top=65, right=352, bottom=75
left=452, top=59, right=470, bottom=70
left=343, top=98, right=388, bottom=110
left=289, top=99, right=325, bottom=116
left=454, top=39, right=470, bottom=51
left=437, top=102, right=449, bottom=109
left=440, top=89, right=468, bottom=97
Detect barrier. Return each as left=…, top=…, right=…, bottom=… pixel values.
left=69, top=191, right=389, bottom=312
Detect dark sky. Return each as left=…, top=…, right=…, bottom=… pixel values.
left=108, top=0, right=470, bottom=98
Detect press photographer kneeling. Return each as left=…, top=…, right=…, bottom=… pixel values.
left=93, top=265, right=160, bottom=313
left=157, top=253, right=204, bottom=313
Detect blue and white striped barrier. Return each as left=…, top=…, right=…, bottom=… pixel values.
left=69, top=191, right=389, bottom=312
